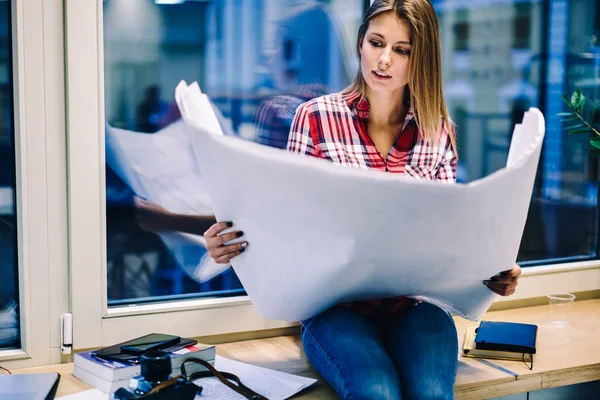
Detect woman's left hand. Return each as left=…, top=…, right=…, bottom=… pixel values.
left=484, top=264, right=521, bottom=296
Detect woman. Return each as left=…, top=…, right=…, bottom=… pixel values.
left=202, top=1, right=520, bottom=399
left=137, top=1, right=520, bottom=398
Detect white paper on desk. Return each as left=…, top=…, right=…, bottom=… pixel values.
left=57, top=389, right=108, bottom=400
left=179, top=81, right=545, bottom=322
left=105, top=119, right=229, bottom=282
left=194, top=355, right=316, bottom=400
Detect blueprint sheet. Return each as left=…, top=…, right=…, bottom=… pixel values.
left=177, top=81, right=546, bottom=322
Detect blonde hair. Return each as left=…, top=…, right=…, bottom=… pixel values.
left=342, top=0, right=455, bottom=151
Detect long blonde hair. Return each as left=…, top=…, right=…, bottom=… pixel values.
left=342, top=0, right=455, bottom=150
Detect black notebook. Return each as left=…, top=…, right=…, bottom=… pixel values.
left=475, top=321, right=538, bottom=354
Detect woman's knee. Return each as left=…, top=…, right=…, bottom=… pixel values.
left=405, top=302, right=457, bottom=339
left=345, top=376, right=401, bottom=400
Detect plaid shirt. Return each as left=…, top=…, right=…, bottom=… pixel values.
left=254, top=85, right=327, bottom=149
left=287, top=92, right=457, bottom=316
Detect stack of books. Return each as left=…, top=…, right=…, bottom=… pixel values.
left=462, top=321, right=538, bottom=366
left=74, top=342, right=216, bottom=393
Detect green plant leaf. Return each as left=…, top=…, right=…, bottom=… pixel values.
left=571, top=89, right=586, bottom=111
left=568, top=128, right=592, bottom=135
left=590, top=138, right=600, bottom=151
left=557, top=112, right=574, bottom=117
left=561, top=95, right=573, bottom=109
left=565, top=123, right=586, bottom=131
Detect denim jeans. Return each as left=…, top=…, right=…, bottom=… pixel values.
left=300, top=302, right=458, bottom=400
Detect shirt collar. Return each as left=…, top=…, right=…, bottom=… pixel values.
left=345, top=94, right=414, bottom=126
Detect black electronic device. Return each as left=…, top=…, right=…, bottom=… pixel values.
left=112, top=350, right=199, bottom=400
left=92, top=336, right=196, bottom=363
left=119, top=333, right=181, bottom=354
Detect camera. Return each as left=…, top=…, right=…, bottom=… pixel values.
left=111, top=350, right=200, bottom=400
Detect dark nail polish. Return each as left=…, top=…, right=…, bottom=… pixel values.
left=239, top=248, right=245, bottom=253
left=226, top=221, right=233, bottom=227
left=483, top=280, right=490, bottom=286
left=236, top=231, right=244, bottom=237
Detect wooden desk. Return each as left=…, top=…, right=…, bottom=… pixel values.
left=13, top=300, right=600, bottom=399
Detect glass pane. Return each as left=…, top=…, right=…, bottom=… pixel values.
left=0, top=0, right=20, bottom=350
left=434, top=0, right=600, bottom=264
left=103, top=0, right=363, bottom=306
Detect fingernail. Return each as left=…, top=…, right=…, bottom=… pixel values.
left=236, top=231, right=244, bottom=237
left=239, top=248, right=245, bottom=253
left=490, top=277, right=498, bottom=282
left=483, top=280, right=490, bottom=286
left=241, top=242, right=248, bottom=248
left=226, top=221, right=233, bottom=227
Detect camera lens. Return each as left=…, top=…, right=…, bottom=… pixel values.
left=140, top=350, right=172, bottom=384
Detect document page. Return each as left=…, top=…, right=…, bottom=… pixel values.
left=194, top=356, right=316, bottom=400
left=178, top=81, right=545, bottom=322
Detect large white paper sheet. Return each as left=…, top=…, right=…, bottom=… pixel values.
left=178, top=81, right=545, bottom=322
left=105, top=119, right=229, bottom=282
left=194, top=356, right=316, bottom=400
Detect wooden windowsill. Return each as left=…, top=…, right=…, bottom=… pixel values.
left=11, top=299, right=600, bottom=399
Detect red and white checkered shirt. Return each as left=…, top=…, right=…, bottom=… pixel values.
left=287, top=92, right=457, bottom=316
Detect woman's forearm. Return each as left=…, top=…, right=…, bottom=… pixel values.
left=167, top=213, right=217, bottom=236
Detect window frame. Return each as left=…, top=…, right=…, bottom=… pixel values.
left=65, top=0, right=297, bottom=350
left=0, top=0, right=69, bottom=368
left=64, top=0, right=600, bottom=352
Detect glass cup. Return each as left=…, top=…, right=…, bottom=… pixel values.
left=547, top=292, right=576, bottom=327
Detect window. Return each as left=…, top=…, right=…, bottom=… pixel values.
left=0, top=0, right=19, bottom=352
left=436, top=0, right=599, bottom=265
left=453, top=9, right=469, bottom=51
left=67, top=0, right=365, bottom=347
left=1, top=0, right=68, bottom=367
left=513, top=2, right=531, bottom=49
left=66, top=0, right=600, bottom=349
left=102, top=0, right=363, bottom=307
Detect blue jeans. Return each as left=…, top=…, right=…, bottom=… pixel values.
left=300, top=302, right=458, bottom=400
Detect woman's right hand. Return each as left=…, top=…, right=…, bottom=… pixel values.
left=204, top=221, right=248, bottom=264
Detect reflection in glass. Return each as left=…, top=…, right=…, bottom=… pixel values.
left=103, top=0, right=362, bottom=305
left=434, top=0, right=599, bottom=264
left=0, top=0, right=20, bottom=350
left=102, top=0, right=600, bottom=308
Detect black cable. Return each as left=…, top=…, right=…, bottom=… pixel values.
left=522, top=352, right=533, bottom=370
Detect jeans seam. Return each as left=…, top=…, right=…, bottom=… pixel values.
left=303, top=324, right=351, bottom=400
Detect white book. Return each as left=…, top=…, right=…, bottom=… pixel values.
left=74, top=360, right=214, bottom=394
left=73, top=365, right=129, bottom=394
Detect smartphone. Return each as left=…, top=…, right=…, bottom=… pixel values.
left=92, top=337, right=196, bottom=363
left=119, top=333, right=181, bottom=354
